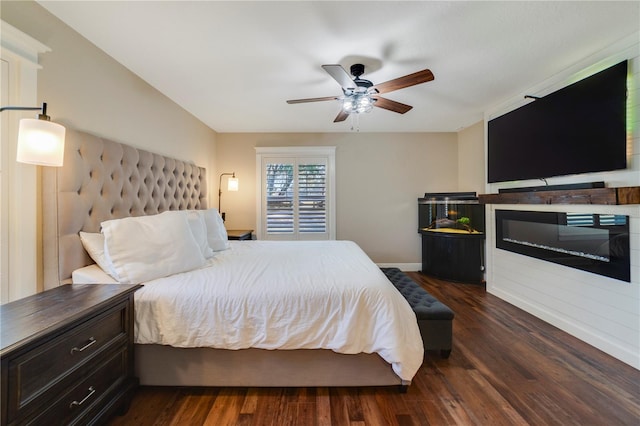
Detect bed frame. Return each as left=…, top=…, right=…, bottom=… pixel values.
left=42, top=129, right=407, bottom=388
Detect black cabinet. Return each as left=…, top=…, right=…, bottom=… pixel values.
left=421, top=231, right=485, bottom=284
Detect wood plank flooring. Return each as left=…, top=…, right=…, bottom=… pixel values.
left=108, top=272, right=640, bottom=425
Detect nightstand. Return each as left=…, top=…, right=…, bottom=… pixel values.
left=1, top=284, right=141, bottom=425
left=227, top=229, right=253, bottom=240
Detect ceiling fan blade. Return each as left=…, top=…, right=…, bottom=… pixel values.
left=286, top=96, right=340, bottom=104
left=334, top=109, right=349, bottom=122
left=322, top=64, right=356, bottom=90
left=371, top=69, right=434, bottom=94
left=372, top=96, right=413, bottom=114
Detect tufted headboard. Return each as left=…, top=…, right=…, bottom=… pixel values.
left=42, top=129, right=207, bottom=288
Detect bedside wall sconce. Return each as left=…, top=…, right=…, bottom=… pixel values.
left=0, top=102, right=66, bottom=166
left=218, top=172, right=239, bottom=221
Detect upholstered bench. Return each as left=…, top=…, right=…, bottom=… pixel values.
left=381, top=267, right=454, bottom=358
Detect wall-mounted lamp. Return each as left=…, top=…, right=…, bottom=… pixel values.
left=0, top=102, right=66, bottom=166
left=218, top=172, right=239, bottom=221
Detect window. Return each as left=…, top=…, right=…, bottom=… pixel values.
left=256, top=147, right=335, bottom=240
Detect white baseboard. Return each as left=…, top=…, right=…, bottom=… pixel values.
left=376, top=263, right=421, bottom=272
left=489, top=286, right=640, bottom=370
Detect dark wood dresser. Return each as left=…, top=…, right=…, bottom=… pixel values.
left=1, top=284, right=141, bottom=425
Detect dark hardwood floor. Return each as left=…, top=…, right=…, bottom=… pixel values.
left=109, top=272, right=640, bottom=425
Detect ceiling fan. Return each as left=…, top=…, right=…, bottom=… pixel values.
left=286, top=63, right=435, bottom=123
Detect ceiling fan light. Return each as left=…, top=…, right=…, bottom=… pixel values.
left=342, top=98, right=355, bottom=113
left=343, top=93, right=374, bottom=114
left=359, top=96, right=372, bottom=107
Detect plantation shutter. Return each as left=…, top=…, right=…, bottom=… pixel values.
left=298, top=161, right=327, bottom=234
left=265, top=162, right=294, bottom=234
left=257, top=147, right=335, bottom=240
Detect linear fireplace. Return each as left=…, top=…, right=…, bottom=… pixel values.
left=495, top=210, right=630, bottom=282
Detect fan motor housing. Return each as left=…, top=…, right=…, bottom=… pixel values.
left=350, top=63, right=365, bottom=77
left=354, top=78, right=373, bottom=88
left=350, top=64, right=373, bottom=88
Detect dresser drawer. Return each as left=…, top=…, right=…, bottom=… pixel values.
left=27, top=347, right=129, bottom=426
left=6, top=301, right=129, bottom=422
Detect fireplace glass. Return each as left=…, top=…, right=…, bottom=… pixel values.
left=496, top=210, right=630, bottom=282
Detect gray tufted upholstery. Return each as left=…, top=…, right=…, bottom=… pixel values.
left=43, top=129, right=207, bottom=288
left=382, top=268, right=454, bottom=321
left=381, top=268, right=454, bottom=358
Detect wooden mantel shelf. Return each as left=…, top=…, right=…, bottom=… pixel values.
left=478, top=186, right=640, bottom=205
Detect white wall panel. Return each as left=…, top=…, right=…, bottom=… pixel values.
left=484, top=36, right=640, bottom=369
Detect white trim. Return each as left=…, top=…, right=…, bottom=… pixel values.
left=376, top=263, right=422, bottom=272
left=489, top=285, right=640, bottom=370
left=255, top=146, right=336, bottom=240
left=0, top=21, right=50, bottom=68
left=1, top=20, right=50, bottom=302
left=255, top=146, right=337, bottom=156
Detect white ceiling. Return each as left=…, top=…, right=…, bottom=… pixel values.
left=38, top=1, right=639, bottom=133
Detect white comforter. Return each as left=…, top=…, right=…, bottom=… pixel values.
left=131, top=240, right=423, bottom=381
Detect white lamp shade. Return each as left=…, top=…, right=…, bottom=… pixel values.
left=227, top=177, right=239, bottom=191
left=16, top=118, right=66, bottom=166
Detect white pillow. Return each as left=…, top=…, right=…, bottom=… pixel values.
left=186, top=210, right=215, bottom=258
left=101, top=211, right=206, bottom=283
left=79, top=231, right=119, bottom=278
left=80, top=210, right=214, bottom=275
left=202, top=208, right=230, bottom=251
left=72, top=264, right=118, bottom=284
left=161, top=210, right=214, bottom=259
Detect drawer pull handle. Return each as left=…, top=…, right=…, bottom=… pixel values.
left=69, top=386, right=96, bottom=409
left=70, top=336, right=97, bottom=354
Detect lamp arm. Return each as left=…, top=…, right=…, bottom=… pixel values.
left=0, top=103, right=50, bottom=120
left=0, top=106, right=42, bottom=112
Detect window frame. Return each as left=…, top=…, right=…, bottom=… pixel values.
left=255, top=146, right=336, bottom=240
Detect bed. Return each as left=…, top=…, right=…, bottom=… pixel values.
left=42, top=129, right=424, bottom=388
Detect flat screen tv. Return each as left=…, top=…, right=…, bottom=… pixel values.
left=487, top=60, right=627, bottom=184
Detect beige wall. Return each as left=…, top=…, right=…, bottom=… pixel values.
left=2, top=1, right=217, bottom=295
left=2, top=1, right=217, bottom=194
left=217, top=132, right=463, bottom=265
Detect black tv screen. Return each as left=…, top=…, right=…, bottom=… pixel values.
left=488, top=60, right=627, bottom=183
